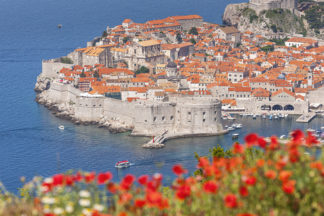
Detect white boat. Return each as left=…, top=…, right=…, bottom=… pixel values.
left=115, top=160, right=131, bottom=168
left=284, top=114, right=288, bottom=118
left=280, top=135, right=286, bottom=139
left=227, top=127, right=235, bottom=131
left=235, top=124, right=242, bottom=129
left=321, top=126, right=324, bottom=131
left=232, top=133, right=239, bottom=139
left=58, top=125, right=64, bottom=130
left=262, top=114, right=267, bottom=119
left=307, top=128, right=315, bottom=133
left=252, top=114, right=257, bottom=119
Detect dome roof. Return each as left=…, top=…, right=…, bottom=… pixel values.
left=166, top=61, right=177, bottom=68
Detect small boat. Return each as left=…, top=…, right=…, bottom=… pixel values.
left=227, top=127, right=235, bottom=131
left=232, top=133, right=239, bottom=139
left=115, top=160, right=131, bottom=168
left=262, top=114, right=267, bottom=119
left=306, top=128, right=315, bottom=133
left=274, top=115, right=278, bottom=119
left=235, top=124, right=242, bottom=129
left=321, top=126, right=324, bottom=131
left=269, top=115, right=273, bottom=120
left=252, top=114, right=257, bottom=119
left=284, top=114, right=288, bottom=118
left=57, top=24, right=62, bottom=28
left=58, top=125, right=64, bottom=130
left=280, top=135, right=286, bottom=139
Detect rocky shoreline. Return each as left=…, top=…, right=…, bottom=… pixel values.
left=34, top=76, right=133, bottom=134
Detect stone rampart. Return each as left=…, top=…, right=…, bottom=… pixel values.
left=41, top=59, right=73, bottom=78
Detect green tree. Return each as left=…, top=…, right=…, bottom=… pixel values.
left=123, top=36, right=130, bottom=44
left=93, top=70, right=99, bottom=78
left=176, top=32, right=182, bottom=43
left=80, top=71, right=86, bottom=78
left=60, top=57, right=73, bottom=64
left=190, top=38, right=196, bottom=44
left=135, top=66, right=149, bottom=75
left=189, top=27, right=198, bottom=35
left=260, top=45, right=274, bottom=53
left=102, top=30, right=108, bottom=38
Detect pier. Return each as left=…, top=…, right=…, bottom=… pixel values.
left=296, top=112, right=316, bottom=123
left=142, top=130, right=169, bottom=148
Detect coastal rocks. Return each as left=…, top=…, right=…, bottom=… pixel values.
left=223, top=3, right=249, bottom=26
left=223, top=3, right=307, bottom=36
left=34, top=76, right=51, bottom=93
left=98, top=117, right=133, bottom=133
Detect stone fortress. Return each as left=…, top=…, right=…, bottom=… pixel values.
left=36, top=65, right=226, bottom=139
left=249, top=0, right=297, bottom=14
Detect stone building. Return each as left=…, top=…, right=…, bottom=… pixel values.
left=125, top=40, right=166, bottom=71
left=216, top=26, right=241, bottom=47
left=249, top=0, right=296, bottom=14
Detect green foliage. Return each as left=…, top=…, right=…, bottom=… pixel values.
left=242, top=7, right=258, bottom=23
left=101, top=30, right=108, bottom=38
left=176, top=32, right=182, bottom=43
left=135, top=66, right=149, bottom=75
left=190, top=38, right=196, bottom=44
left=261, top=45, right=274, bottom=53
left=80, top=71, right=86, bottom=78
left=270, top=37, right=288, bottom=46
left=188, top=27, right=198, bottom=35
left=209, top=144, right=233, bottom=158
left=123, top=36, right=130, bottom=44
left=60, top=57, right=73, bottom=64
left=305, top=4, right=324, bottom=30
left=93, top=70, right=100, bottom=78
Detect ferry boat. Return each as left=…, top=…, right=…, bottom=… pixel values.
left=58, top=125, right=64, bottom=130
left=115, top=160, right=131, bottom=168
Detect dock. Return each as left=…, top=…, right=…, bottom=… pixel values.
left=142, top=130, right=168, bottom=148
left=296, top=112, right=316, bottom=123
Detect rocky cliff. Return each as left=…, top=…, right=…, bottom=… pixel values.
left=223, top=3, right=307, bottom=36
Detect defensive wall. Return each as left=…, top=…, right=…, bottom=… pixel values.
left=42, top=59, right=73, bottom=78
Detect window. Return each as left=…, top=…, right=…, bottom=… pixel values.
left=153, top=117, right=156, bottom=121
left=203, top=119, right=206, bottom=122
left=162, top=116, right=165, bottom=121
left=214, top=117, right=217, bottom=121
left=170, top=116, right=174, bottom=120
left=188, top=112, right=191, bottom=115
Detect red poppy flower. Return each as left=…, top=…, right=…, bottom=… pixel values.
left=197, top=157, right=210, bottom=168
left=175, top=185, right=191, bottom=200
left=107, top=182, right=118, bottom=194
left=279, top=170, right=292, bottom=183
left=282, top=180, right=295, bottom=194
left=65, top=175, right=74, bottom=186
left=73, top=172, right=83, bottom=182
left=310, top=161, right=323, bottom=171
left=120, top=174, right=135, bottom=190
left=233, top=143, right=244, bottom=154
left=224, top=194, right=238, bottom=208
left=291, top=130, right=304, bottom=143
left=118, top=192, right=133, bottom=204
left=203, top=180, right=218, bottom=194
left=97, top=172, right=112, bottom=185
left=134, top=199, right=146, bottom=208
left=53, top=174, right=64, bottom=186
left=244, top=176, right=257, bottom=186
left=265, top=170, right=276, bottom=179
left=306, top=131, right=319, bottom=146
left=138, top=175, right=149, bottom=185
left=245, top=133, right=258, bottom=147
left=239, top=186, right=249, bottom=197
left=258, top=137, right=267, bottom=148
left=172, top=164, right=188, bottom=176
left=269, top=136, right=279, bottom=150
left=85, top=172, right=96, bottom=183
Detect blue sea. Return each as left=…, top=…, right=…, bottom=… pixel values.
left=0, top=0, right=323, bottom=192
